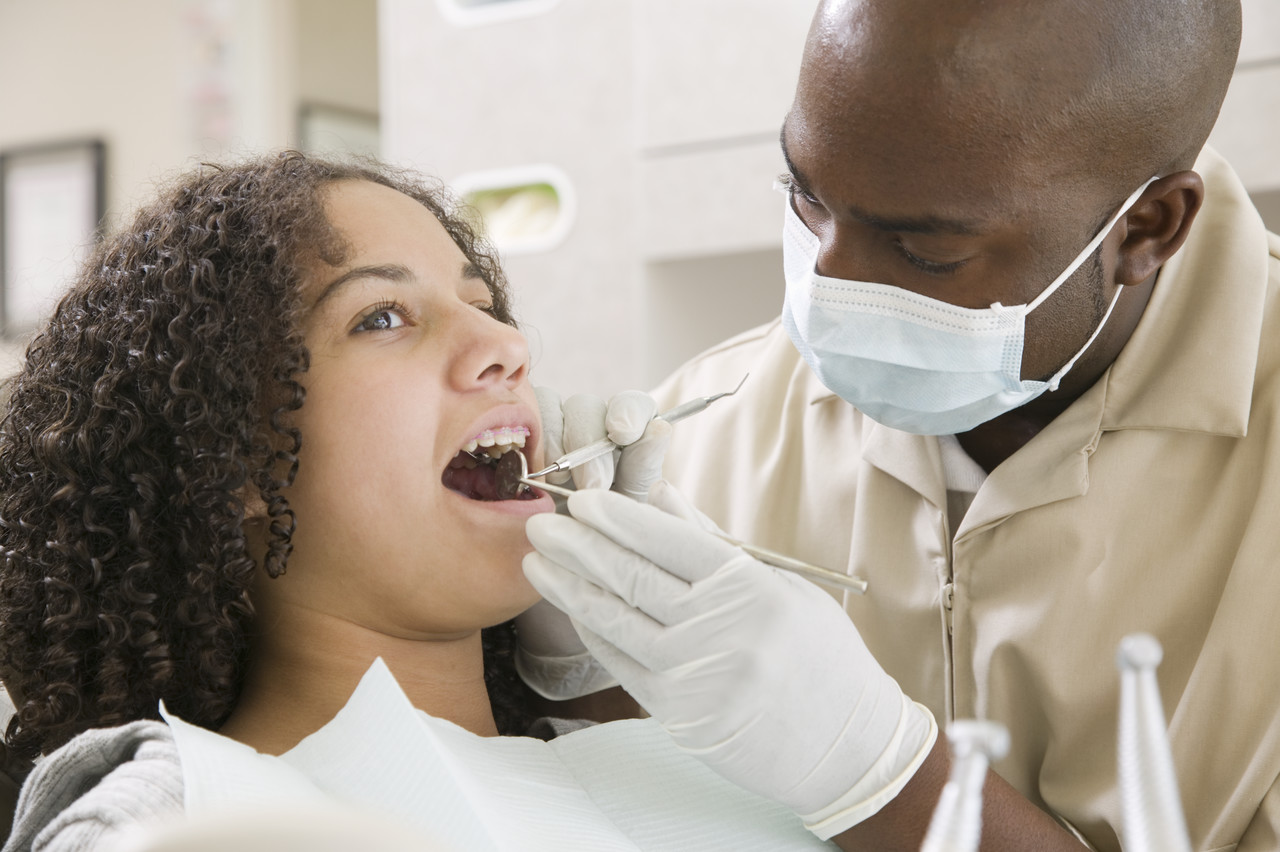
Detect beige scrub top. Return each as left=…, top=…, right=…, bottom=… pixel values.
left=651, top=146, right=1280, bottom=852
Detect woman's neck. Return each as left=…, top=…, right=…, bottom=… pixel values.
left=219, top=602, right=497, bottom=755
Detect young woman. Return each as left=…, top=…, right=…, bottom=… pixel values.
left=0, top=152, right=556, bottom=844
left=0, top=153, right=834, bottom=852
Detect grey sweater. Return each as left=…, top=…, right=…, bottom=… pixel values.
left=3, top=722, right=182, bottom=852
left=1, top=715, right=592, bottom=851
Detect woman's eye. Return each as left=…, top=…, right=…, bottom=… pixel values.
left=355, top=304, right=408, bottom=332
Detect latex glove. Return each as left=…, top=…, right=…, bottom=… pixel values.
left=523, top=487, right=938, bottom=839
left=533, top=386, right=671, bottom=501
left=514, top=387, right=672, bottom=700
left=512, top=599, right=620, bottom=700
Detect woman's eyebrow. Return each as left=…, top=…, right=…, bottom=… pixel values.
left=314, top=263, right=414, bottom=308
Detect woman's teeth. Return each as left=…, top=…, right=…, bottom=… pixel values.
left=463, top=426, right=529, bottom=457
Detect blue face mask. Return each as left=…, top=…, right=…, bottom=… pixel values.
left=780, top=179, right=1155, bottom=435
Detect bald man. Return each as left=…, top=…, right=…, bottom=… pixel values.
left=524, top=0, right=1277, bottom=849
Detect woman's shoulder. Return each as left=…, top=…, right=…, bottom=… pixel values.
left=4, top=721, right=181, bottom=852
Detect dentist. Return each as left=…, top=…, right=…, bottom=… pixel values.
left=521, top=0, right=1280, bottom=850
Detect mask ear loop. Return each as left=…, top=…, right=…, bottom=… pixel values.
left=1025, top=177, right=1160, bottom=314
left=1039, top=176, right=1160, bottom=391
left=1045, top=282, right=1126, bottom=391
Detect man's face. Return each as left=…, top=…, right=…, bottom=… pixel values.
left=781, top=11, right=1129, bottom=385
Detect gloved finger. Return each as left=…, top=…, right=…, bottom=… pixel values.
left=534, top=386, right=571, bottom=486
left=612, top=419, right=671, bottom=502
left=603, top=390, right=658, bottom=446
left=513, top=598, right=588, bottom=658
left=563, top=489, right=742, bottom=584
left=647, top=479, right=724, bottom=534
left=570, top=622, right=664, bottom=709
left=525, top=512, right=693, bottom=621
left=562, top=393, right=615, bottom=491
left=523, top=550, right=670, bottom=657
left=524, top=550, right=693, bottom=678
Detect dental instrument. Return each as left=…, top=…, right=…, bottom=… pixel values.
left=920, top=720, right=1010, bottom=852
left=513, top=451, right=869, bottom=595
left=1116, top=634, right=1192, bottom=852
left=525, top=374, right=750, bottom=480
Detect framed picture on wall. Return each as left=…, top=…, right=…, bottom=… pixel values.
left=0, top=139, right=106, bottom=337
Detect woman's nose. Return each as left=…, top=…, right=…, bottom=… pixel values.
left=448, top=308, right=530, bottom=390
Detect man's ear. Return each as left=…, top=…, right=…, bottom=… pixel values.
left=1115, top=170, right=1204, bottom=286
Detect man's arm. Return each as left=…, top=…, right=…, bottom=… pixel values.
left=832, top=737, right=1086, bottom=851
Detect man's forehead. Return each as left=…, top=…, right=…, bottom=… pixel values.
left=777, top=108, right=1043, bottom=237
left=779, top=123, right=993, bottom=237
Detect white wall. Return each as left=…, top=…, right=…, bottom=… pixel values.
left=0, top=0, right=382, bottom=378
left=0, top=0, right=300, bottom=375
left=2, top=0, right=1275, bottom=394
left=381, top=0, right=817, bottom=394
left=1208, top=0, right=1280, bottom=196
left=383, top=0, right=1280, bottom=397
left=382, top=0, right=642, bottom=392
left=297, top=0, right=379, bottom=117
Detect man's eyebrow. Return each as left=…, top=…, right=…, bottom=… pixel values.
left=779, top=124, right=815, bottom=197
left=779, top=124, right=985, bottom=237
left=314, top=263, right=413, bottom=308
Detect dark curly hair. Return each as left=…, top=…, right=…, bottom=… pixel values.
left=0, top=151, right=535, bottom=763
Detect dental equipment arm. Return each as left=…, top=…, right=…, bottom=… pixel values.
left=920, top=720, right=1010, bottom=852
left=1116, top=634, right=1192, bottom=852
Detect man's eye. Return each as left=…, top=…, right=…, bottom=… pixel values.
left=775, top=173, right=820, bottom=206
left=894, top=241, right=968, bottom=276
left=355, top=303, right=409, bottom=332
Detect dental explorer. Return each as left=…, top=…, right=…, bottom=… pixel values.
left=510, top=451, right=870, bottom=596
left=525, top=373, right=750, bottom=480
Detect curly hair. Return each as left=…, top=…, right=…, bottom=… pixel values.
left=0, top=151, right=534, bottom=763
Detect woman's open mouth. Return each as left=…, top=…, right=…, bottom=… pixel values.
left=442, top=426, right=542, bottom=501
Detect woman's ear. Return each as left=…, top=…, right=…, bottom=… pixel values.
left=1115, top=170, right=1205, bottom=286
left=240, top=487, right=268, bottom=523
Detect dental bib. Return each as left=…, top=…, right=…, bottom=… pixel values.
left=162, top=658, right=835, bottom=850
left=780, top=179, right=1155, bottom=435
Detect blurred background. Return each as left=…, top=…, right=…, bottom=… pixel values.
left=1, top=0, right=1277, bottom=396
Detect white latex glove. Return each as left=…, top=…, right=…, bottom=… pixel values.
left=514, top=387, right=672, bottom=700
left=522, top=486, right=938, bottom=839
left=533, top=386, right=671, bottom=500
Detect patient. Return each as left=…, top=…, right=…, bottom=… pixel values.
left=0, top=153, right=832, bottom=852
left=0, top=153, right=557, bottom=846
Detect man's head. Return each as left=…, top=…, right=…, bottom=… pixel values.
left=781, top=0, right=1241, bottom=404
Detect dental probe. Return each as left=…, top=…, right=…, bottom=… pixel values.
left=516, top=454, right=869, bottom=595
left=525, top=374, right=750, bottom=480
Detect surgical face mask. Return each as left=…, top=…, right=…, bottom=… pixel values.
left=781, top=179, right=1156, bottom=435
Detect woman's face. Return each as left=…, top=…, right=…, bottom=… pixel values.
left=273, top=179, right=555, bottom=637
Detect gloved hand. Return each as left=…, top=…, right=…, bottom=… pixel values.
left=514, top=387, right=673, bottom=700
left=522, top=485, right=938, bottom=839
left=533, top=386, right=671, bottom=500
